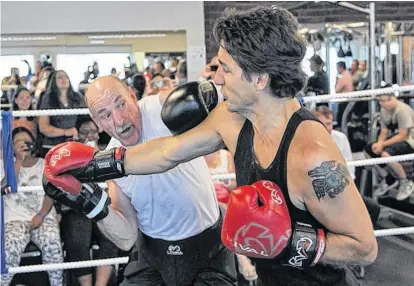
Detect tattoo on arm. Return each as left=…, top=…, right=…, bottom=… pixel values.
left=308, top=161, right=350, bottom=201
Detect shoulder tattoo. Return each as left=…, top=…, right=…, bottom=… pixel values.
left=308, top=161, right=350, bottom=201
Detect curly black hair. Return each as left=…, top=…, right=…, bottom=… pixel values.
left=213, top=5, right=307, bottom=98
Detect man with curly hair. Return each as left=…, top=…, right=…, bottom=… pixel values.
left=45, top=5, right=378, bottom=285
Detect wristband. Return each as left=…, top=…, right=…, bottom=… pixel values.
left=284, top=222, right=326, bottom=269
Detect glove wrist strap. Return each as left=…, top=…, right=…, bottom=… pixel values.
left=284, top=222, right=326, bottom=269
left=92, top=147, right=126, bottom=181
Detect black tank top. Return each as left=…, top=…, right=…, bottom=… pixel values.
left=234, top=108, right=346, bottom=286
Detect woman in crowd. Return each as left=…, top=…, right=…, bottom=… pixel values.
left=205, top=150, right=258, bottom=283
left=1, top=127, right=63, bottom=286
left=38, top=70, right=85, bottom=155
left=12, top=87, right=38, bottom=140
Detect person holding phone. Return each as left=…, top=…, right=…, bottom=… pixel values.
left=199, top=56, right=220, bottom=81
left=1, top=127, right=64, bottom=286
left=149, top=73, right=174, bottom=96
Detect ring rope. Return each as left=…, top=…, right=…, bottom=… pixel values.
left=5, top=85, right=414, bottom=118
left=11, top=153, right=414, bottom=193
left=5, top=226, right=414, bottom=274
left=8, top=256, right=129, bottom=274
left=304, top=85, right=414, bottom=104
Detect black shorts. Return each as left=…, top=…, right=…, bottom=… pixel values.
left=364, top=140, right=414, bottom=158
left=120, top=208, right=237, bottom=286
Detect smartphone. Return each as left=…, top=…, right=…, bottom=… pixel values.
left=24, top=141, right=34, bottom=152
left=152, top=80, right=165, bottom=88
left=210, top=65, right=218, bottom=72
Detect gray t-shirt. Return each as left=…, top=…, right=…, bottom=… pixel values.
left=40, top=92, right=85, bottom=146
left=380, top=100, right=414, bottom=148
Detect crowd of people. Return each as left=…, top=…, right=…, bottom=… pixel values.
left=1, top=5, right=414, bottom=286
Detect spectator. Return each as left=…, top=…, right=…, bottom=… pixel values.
left=152, top=61, right=165, bottom=74
left=12, top=87, right=38, bottom=140
left=2, top=127, right=63, bottom=286
left=130, top=73, right=147, bottom=100
left=111, top=68, right=117, bottom=76
left=335, top=61, right=354, bottom=93
left=336, top=61, right=354, bottom=128
left=350, top=59, right=363, bottom=90
left=305, top=55, right=329, bottom=96
left=34, top=66, right=55, bottom=101
left=59, top=115, right=119, bottom=286
left=149, top=73, right=173, bottom=96
left=38, top=70, right=85, bottom=154
left=175, top=60, right=187, bottom=85
left=200, top=56, right=219, bottom=81
left=2, top=68, right=22, bottom=86
left=364, top=90, right=414, bottom=200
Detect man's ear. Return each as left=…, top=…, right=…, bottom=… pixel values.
left=253, top=73, right=270, bottom=91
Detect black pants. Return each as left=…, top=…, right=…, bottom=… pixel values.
left=60, top=211, right=120, bottom=277
left=120, top=209, right=237, bottom=286
left=364, top=140, right=414, bottom=180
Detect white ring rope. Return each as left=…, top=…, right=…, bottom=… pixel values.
left=5, top=85, right=414, bottom=117
left=374, top=227, right=414, bottom=238
left=8, top=256, right=129, bottom=274
left=9, top=153, right=414, bottom=193
left=304, top=84, right=414, bottom=104
left=4, top=227, right=414, bottom=274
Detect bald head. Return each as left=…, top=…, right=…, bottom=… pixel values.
left=85, top=76, right=129, bottom=106
left=86, top=76, right=142, bottom=147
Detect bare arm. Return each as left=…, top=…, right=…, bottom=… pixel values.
left=377, top=127, right=389, bottom=143
left=97, top=180, right=138, bottom=251
left=295, top=124, right=377, bottom=266
left=124, top=105, right=226, bottom=175
left=38, top=116, right=75, bottom=138
left=382, top=128, right=408, bottom=147
left=38, top=195, right=54, bottom=217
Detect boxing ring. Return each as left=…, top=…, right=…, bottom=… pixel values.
left=2, top=85, right=414, bottom=282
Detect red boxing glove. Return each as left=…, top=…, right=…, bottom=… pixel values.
left=222, top=180, right=326, bottom=268
left=44, top=142, right=126, bottom=194
left=222, top=180, right=292, bottom=259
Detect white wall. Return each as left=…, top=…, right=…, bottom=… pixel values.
left=0, top=1, right=206, bottom=81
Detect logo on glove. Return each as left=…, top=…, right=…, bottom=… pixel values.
left=262, top=181, right=283, bottom=205
left=288, top=236, right=313, bottom=267
left=233, top=222, right=290, bottom=258
left=50, top=149, right=70, bottom=167
left=167, top=245, right=183, bottom=255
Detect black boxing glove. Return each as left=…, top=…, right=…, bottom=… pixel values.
left=161, top=81, right=222, bottom=135
left=282, top=222, right=326, bottom=268
left=43, top=175, right=110, bottom=222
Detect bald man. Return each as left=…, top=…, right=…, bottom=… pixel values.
left=43, top=76, right=237, bottom=286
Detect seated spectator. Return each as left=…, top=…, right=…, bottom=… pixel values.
left=58, top=115, right=120, bottom=286
left=364, top=90, right=414, bottom=200
left=204, top=150, right=257, bottom=283
left=2, top=127, right=63, bottom=286
left=12, top=87, right=38, bottom=140
left=38, top=70, right=85, bottom=155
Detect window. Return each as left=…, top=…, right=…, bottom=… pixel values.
left=0, top=55, right=34, bottom=84
left=56, top=53, right=130, bottom=91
